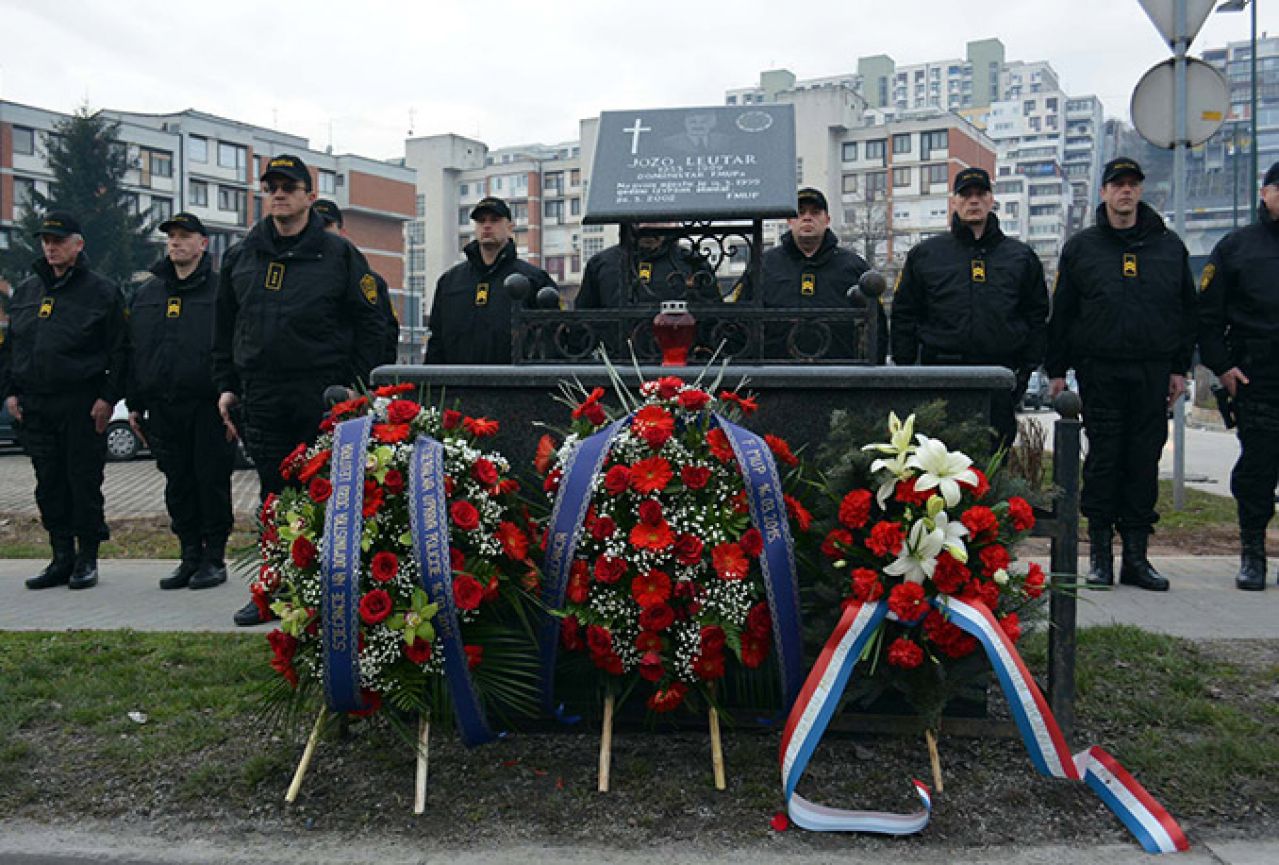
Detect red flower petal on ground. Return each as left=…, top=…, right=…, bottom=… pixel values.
left=463, top=416, right=499, bottom=437
left=308, top=477, right=332, bottom=503
left=887, top=637, right=925, bottom=669
left=866, top=520, right=905, bottom=557
left=497, top=521, right=530, bottom=560
left=464, top=644, right=483, bottom=669
left=453, top=574, right=484, bottom=610
left=784, top=494, right=812, bottom=532
left=291, top=536, right=318, bottom=570
left=887, top=582, right=927, bottom=622
left=630, top=520, right=675, bottom=552
left=850, top=567, right=884, bottom=603
left=838, top=489, right=873, bottom=529
left=764, top=434, right=799, bottom=467
left=740, top=527, right=764, bottom=558
left=631, top=569, right=673, bottom=609
left=673, top=533, right=704, bottom=566
left=370, top=550, right=398, bottom=583
left=449, top=500, right=480, bottom=531
left=404, top=638, right=432, bottom=665
left=632, top=405, right=675, bottom=449
left=359, top=588, right=393, bottom=625
left=629, top=456, right=674, bottom=494
left=706, top=428, right=736, bottom=463
left=679, top=464, right=711, bottom=490
left=711, top=542, right=749, bottom=580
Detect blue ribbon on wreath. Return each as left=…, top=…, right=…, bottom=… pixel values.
left=320, top=414, right=372, bottom=713
left=407, top=435, right=496, bottom=747
left=539, top=412, right=804, bottom=715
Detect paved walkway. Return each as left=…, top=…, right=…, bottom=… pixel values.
left=0, top=555, right=1274, bottom=636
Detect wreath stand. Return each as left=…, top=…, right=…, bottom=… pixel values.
left=597, top=690, right=727, bottom=792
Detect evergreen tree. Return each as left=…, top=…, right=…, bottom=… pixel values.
left=0, top=105, right=157, bottom=293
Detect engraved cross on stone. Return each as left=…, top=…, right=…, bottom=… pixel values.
left=623, top=117, right=651, bottom=155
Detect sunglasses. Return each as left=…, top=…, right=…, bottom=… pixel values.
left=262, top=179, right=306, bottom=194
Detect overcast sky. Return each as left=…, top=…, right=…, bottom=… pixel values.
left=0, top=0, right=1271, bottom=162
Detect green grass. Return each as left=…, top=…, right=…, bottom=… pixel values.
left=0, top=515, right=259, bottom=558
left=1153, top=481, right=1238, bottom=531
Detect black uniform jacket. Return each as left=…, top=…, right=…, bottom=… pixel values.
left=1045, top=202, right=1196, bottom=379
left=891, top=213, right=1048, bottom=371
left=757, top=229, right=887, bottom=362
left=126, top=254, right=219, bottom=413
left=1197, top=205, right=1279, bottom=380
left=576, top=240, right=717, bottom=308
left=371, top=270, right=400, bottom=366
left=424, top=239, right=555, bottom=365
left=0, top=252, right=126, bottom=404
left=212, top=211, right=384, bottom=394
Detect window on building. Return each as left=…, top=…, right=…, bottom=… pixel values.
left=570, top=168, right=581, bottom=186
left=507, top=202, right=526, bottom=222
left=923, top=163, right=949, bottom=191
left=217, top=185, right=246, bottom=216
left=150, top=197, right=173, bottom=224
left=408, top=249, right=425, bottom=272
left=149, top=150, right=173, bottom=178
left=865, top=140, right=886, bottom=163
left=545, top=199, right=563, bottom=221
left=13, top=126, right=36, bottom=156
left=892, top=133, right=912, bottom=154
left=1028, top=116, right=1042, bottom=132
left=406, top=221, right=425, bottom=244
left=14, top=177, right=37, bottom=207
left=189, top=136, right=208, bottom=163
left=1005, top=202, right=1020, bottom=218
left=842, top=141, right=858, bottom=162
left=726, top=95, right=737, bottom=105
left=124, top=193, right=141, bottom=216
left=842, top=173, right=858, bottom=194
left=218, top=142, right=247, bottom=171
left=190, top=180, right=209, bottom=207
left=318, top=170, right=336, bottom=195
left=920, top=130, right=948, bottom=157
left=459, top=183, right=470, bottom=197
left=545, top=172, right=563, bottom=194
left=458, top=207, right=469, bottom=226
left=1046, top=97, right=1058, bottom=112
left=570, top=197, right=581, bottom=216
left=1023, top=100, right=1035, bottom=116
left=865, top=171, right=887, bottom=197
left=893, top=167, right=911, bottom=187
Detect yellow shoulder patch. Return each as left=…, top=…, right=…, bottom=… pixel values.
left=1199, top=263, right=1216, bottom=293
left=360, top=273, right=378, bottom=306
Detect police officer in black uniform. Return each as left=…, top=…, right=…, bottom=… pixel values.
left=1197, top=161, right=1279, bottom=591
left=126, top=212, right=234, bottom=592
left=424, top=196, right=555, bottom=365
left=576, top=227, right=717, bottom=308
left=1047, top=158, right=1197, bottom=592
left=214, top=154, right=385, bottom=625
left=891, top=168, right=1049, bottom=449
left=314, top=199, right=400, bottom=365
left=755, top=187, right=888, bottom=363
left=0, top=212, right=126, bottom=591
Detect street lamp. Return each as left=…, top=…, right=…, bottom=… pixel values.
left=1217, top=0, right=1259, bottom=221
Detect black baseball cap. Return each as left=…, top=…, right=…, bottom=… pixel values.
left=260, top=153, right=312, bottom=190
left=313, top=199, right=343, bottom=226
left=158, top=211, right=208, bottom=236
left=1262, top=161, right=1279, bottom=188
left=470, top=196, right=512, bottom=220
left=797, top=187, right=829, bottom=212
left=33, top=211, right=81, bottom=238
left=953, top=167, right=992, bottom=194
left=1102, top=158, right=1145, bottom=185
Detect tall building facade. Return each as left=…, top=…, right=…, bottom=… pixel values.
left=0, top=102, right=418, bottom=358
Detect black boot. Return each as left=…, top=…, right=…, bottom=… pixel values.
left=160, top=537, right=203, bottom=590
left=1118, top=529, right=1169, bottom=591
left=1235, top=530, right=1267, bottom=592
left=69, top=537, right=100, bottom=590
left=189, top=535, right=227, bottom=591
left=1086, top=524, right=1114, bottom=587
left=26, top=536, right=76, bottom=590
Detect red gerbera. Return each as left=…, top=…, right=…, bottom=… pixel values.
left=654, top=376, right=684, bottom=399
left=711, top=542, right=749, bottom=580
left=279, top=443, right=308, bottom=481
left=442, top=409, right=462, bottom=430
left=566, top=560, right=591, bottom=604
left=359, top=588, right=393, bottom=625
left=746, top=601, right=771, bottom=638
left=463, top=416, right=499, bottom=437
left=572, top=387, right=606, bottom=420
left=370, top=550, right=398, bottom=583
left=297, top=449, right=332, bottom=483
left=373, top=422, right=410, bottom=444
left=784, top=494, right=812, bottom=532
left=764, top=434, right=799, bottom=467
left=639, top=651, right=665, bottom=682
left=740, top=631, right=770, bottom=668
left=373, top=382, right=415, bottom=398
left=718, top=390, right=758, bottom=414
left=534, top=434, right=557, bottom=475
left=692, top=652, right=725, bottom=681
left=838, top=489, right=873, bottom=529
left=630, top=520, right=675, bottom=552
left=632, top=405, right=675, bottom=449
left=329, top=395, right=368, bottom=419
left=740, top=527, right=764, bottom=557
left=497, top=521, right=529, bottom=560
left=635, top=631, right=663, bottom=652
left=638, top=602, right=675, bottom=632
left=629, top=456, right=674, bottom=494
left=706, top=428, right=735, bottom=463
left=677, top=388, right=711, bottom=411
left=631, top=569, right=672, bottom=609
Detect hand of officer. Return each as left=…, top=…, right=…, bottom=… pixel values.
left=127, top=410, right=149, bottom=449
left=1048, top=377, right=1067, bottom=399
left=1167, top=374, right=1187, bottom=408
left=90, top=399, right=112, bottom=435
left=3, top=395, right=20, bottom=424
left=1219, top=367, right=1249, bottom=398
left=218, top=391, right=240, bottom=443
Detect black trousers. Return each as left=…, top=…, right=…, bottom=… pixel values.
left=241, top=377, right=329, bottom=502
left=1231, top=391, right=1279, bottom=534
left=146, top=398, right=235, bottom=544
left=1077, top=358, right=1169, bottom=532
left=18, top=390, right=108, bottom=543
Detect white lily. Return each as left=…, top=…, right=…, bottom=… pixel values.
left=863, top=413, right=920, bottom=507
left=906, top=435, right=978, bottom=508
left=883, top=516, right=945, bottom=584
left=933, top=509, right=969, bottom=563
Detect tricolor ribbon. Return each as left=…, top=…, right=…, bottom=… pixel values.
left=780, top=595, right=1189, bottom=855
left=540, top=412, right=804, bottom=714
left=408, top=435, right=496, bottom=747
left=320, top=414, right=373, bottom=713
